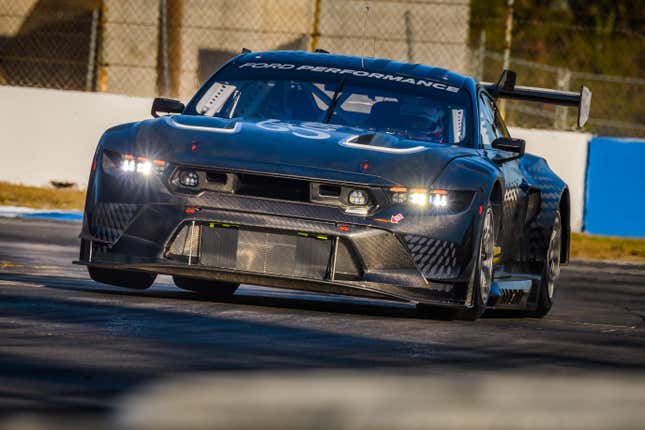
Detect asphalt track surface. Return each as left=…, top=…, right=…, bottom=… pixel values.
left=0, top=218, right=644, bottom=426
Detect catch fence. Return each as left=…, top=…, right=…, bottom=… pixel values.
left=1, top=0, right=642, bottom=136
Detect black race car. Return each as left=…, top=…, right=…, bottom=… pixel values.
left=77, top=50, right=591, bottom=320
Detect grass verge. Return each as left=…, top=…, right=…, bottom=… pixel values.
left=0, top=181, right=85, bottom=211
left=571, top=233, right=645, bottom=263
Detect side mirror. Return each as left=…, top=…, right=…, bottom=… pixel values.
left=151, top=97, right=184, bottom=118
left=491, top=137, right=526, bottom=161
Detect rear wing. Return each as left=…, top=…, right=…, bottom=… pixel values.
left=482, top=70, right=592, bottom=128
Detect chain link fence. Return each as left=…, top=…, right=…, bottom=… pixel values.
left=0, top=0, right=642, bottom=137
left=0, top=0, right=471, bottom=97
left=0, top=0, right=99, bottom=90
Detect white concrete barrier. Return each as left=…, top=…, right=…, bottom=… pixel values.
left=511, top=127, right=591, bottom=232
left=0, top=87, right=590, bottom=231
left=0, top=86, right=152, bottom=187
left=113, top=371, right=645, bottom=430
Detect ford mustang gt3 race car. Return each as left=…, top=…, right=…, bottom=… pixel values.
left=76, top=50, right=591, bottom=320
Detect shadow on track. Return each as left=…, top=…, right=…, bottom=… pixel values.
left=1, top=270, right=645, bottom=415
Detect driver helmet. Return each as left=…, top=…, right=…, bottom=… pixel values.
left=400, top=103, right=445, bottom=142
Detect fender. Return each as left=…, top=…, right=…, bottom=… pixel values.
left=430, top=156, right=505, bottom=306
left=520, top=154, right=569, bottom=264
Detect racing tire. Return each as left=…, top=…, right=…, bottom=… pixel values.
left=88, top=266, right=156, bottom=289
left=529, top=210, right=562, bottom=318
left=173, top=276, right=239, bottom=299
left=458, top=203, right=495, bottom=321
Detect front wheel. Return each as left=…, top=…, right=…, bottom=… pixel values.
left=530, top=210, right=562, bottom=318
left=173, top=276, right=239, bottom=299
left=458, top=204, right=495, bottom=321
left=88, top=266, right=156, bottom=289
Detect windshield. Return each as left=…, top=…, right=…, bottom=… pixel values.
left=192, top=62, right=470, bottom=145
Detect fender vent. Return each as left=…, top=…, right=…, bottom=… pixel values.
left=498, top=288, right=525, bottom=305
left=402, top=234, right=461, bottom=280
left=90, top=203, right=139, bottom=243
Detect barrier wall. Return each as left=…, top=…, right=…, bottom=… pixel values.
left=0, top=86, right=152, bottom=187
left=510, top=127, right=591, bottom=233
left=0, top=87, right=594, bottom=232
left=584, top=137, right=645, bottom=238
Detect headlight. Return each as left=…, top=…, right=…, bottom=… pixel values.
left=409, top=190, right=429, bottom=207
left=348, top=189, right=369, bottom=206
left=121, top=158, right=136, bottom=172
left=428, top=190, right=448, bottom=207
left=391, top=187, right=435, bottom=208
left=178, top=170, right=200, bottom=187
left=117, top=154, right=166, bottom=176
left=389, top=187, right=473, bottom=211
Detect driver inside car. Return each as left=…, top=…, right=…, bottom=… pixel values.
left=399, top=103, right=446, bottom=143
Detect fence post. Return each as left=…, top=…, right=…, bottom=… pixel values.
left=477, top=30, right=486, bottom=80
left=310, top=0, right=322, bottom=52
left=555, top=67, right=571, bottom=129
left=404, top=10, right=413, bottom=63
left=85, top=7, right=100, bottom=91
left=168, top=0, right=183, bottom=98
left=499, top=0, right=514, bottom=118
left=97, top=0, right=107, bottom=92
left=158, top=0, right=170, bottom=96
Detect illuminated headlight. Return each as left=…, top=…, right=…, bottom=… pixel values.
left=429, top=192, right=448, bottom=207
left=137, top=160, right=152, bottom=175
left=348, top=189, right=369, bottom=206
left=389, top=187, right=450, bottom=208
left=178, top=170, right=200, bottom=187
left=121, top=159, right=136, bottom=172
left=120, top=155, right=165, bottom=176
left=391, top=191, right=407, bottom=204
left=409, top=191, right=428, bottom=207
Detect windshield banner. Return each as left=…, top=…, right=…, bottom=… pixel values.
left=238, top=62, right=461, bottom=93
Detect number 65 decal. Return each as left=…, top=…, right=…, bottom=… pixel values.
left=257, top=119, right=331, bottom=140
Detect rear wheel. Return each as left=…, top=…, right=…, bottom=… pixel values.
left=530, top=210, right=562, bottom=318
left=173, top=276, right=239, bottom=299
left=88, top=266, right=156, bottom=289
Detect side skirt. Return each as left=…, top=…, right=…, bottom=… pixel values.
left=487, top=273, right=541, bottom=310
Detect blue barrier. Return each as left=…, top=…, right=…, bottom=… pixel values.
left=21, top=211, right=83, bottom=222
left=0, top=206, right=83, bottom=222
left=584, top=137, right=645, bottom=238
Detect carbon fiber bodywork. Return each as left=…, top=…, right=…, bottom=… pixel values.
left=89, top=203, right=140, bottom=243
left=78, top=51, right=571, bottom=312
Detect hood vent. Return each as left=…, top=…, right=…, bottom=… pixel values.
left=340, top=133, right=427, bottom=154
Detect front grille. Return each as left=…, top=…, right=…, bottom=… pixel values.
left=169, top=167, right=379, bottom=212
left=167, top=223, right=344, bottom=280
left=236, top=173, right=310, bottom=202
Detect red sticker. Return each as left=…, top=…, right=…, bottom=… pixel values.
left=390, top=213, right=404, bottom=224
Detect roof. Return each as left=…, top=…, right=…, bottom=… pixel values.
left=236, top=50, right=468, bottom=89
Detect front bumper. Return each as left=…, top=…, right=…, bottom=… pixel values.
left=79, top=158, right=481, bottom=306
left=78, top=201, right=478, bottom=306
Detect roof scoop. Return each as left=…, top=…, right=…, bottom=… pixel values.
left=340, top=133, right=427, bottom=154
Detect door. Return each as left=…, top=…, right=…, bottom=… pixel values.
left=478, top=92, right=527, bottom=264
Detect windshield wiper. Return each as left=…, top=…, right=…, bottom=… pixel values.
left=324, top=77, right=347, bottom=123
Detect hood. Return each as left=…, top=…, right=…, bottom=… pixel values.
left=130, top=115, right=474, bottom=187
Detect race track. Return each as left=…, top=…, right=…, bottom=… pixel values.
left=0, top=217, right=644, bottom=424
